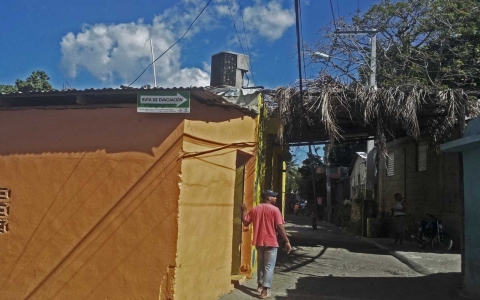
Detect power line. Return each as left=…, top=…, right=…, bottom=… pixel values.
left=226, top=0, right=254, bottom=86
left=294, top=0, right=303, bottom=98
left=238, top=0, right=256, bottom=86
left=299, top=0, right=307, bottom=81
left=128, top=0, right=213, bottom=87
left=329, top=0, right=337, bottom=29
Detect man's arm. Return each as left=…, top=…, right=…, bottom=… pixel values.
left=241, top=203, right=251, bottom=226
left=276, top=224, right=292, bottom=254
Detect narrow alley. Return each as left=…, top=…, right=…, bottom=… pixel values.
left=220, top=215, right=467, bottom=300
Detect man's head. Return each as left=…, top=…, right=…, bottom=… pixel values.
left=261, top=190, right=278, bottom=204
left=394, top=193, right=403, bottom=201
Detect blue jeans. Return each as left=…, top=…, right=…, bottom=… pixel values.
left=256, top=246, right=278, bottom=289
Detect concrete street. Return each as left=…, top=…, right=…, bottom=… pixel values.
left=220, top=215, right=473, bottom=300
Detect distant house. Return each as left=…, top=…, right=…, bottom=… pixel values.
left=376, top=136, right=463, bottom=248
left=349, top=152, right=367, bottom=200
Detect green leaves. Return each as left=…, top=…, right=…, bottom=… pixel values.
left=317, top=0, right=480, bottom=90
left=15, top=71, right=54, bottom=93
left=0, top=70, right=54, bottom=94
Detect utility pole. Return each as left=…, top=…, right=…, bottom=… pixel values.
left=150, top=38, right=157, bottom=88
left=333, top=30, right=377, bottom=88
left=334, top=29, right=378, bottom=235
left=308, top=144, right=318, bottom=218
left=325, top=143, right=332, bottom=223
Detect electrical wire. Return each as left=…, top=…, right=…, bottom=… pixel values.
left=294, top=0, right=303, bottom=99
left=329, top=0, right=337, bottom=29
left=227, top=0, right=254, bottom=86
left=238, top=0, right=256, bottom=86
left=299, top=0, right=307, bottom=82
left=128, top=0, right=213, bottom=87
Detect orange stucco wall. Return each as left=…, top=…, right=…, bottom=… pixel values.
left=0, top=107, right=183, bottom=299
left=174, top=102, right=257, bottom=300
left=0, top=99, right=259, bottom=300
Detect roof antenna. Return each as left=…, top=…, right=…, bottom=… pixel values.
left=150, top=38, right=157, bottom=88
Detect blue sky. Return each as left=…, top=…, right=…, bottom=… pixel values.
left=0, top=0, right=378, bottom=91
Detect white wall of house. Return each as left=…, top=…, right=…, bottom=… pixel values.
left=350, top=156, right=366, bottom=199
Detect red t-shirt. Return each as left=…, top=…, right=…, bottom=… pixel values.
left=243, top=203, right=285, bottom=247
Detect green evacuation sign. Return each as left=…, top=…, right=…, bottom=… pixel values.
left=137, top=91, right=190, bottom=113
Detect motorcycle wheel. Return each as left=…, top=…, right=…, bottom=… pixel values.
left=431, top=233, right=453, bottom=253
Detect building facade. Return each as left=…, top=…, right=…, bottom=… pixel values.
left=377, top=136, right=463, bottom=248
left=0, top=88, right=265, bottom=300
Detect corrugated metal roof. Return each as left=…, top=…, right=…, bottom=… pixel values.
left=0, top=86, right=257, bottom=117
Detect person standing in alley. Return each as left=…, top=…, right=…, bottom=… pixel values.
left=391, top=193, right=408, bottom=246
left=311, top=209, right=317, bottom=230
left=241, top=190, right=292, bottom=299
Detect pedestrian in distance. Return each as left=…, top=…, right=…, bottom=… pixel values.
left=300, top=200, right=306, bottom=216
left=391, top=193, right=408, bottom=246
left=294, top=202, right=299, bottom=215
left=241, top=190, right=292, bottom=299
left=311, top=209, right=317, bottom=230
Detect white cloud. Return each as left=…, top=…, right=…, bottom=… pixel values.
left=166, top=68, right=210, bottom=87
left=202, top=62, right=211, bottom=73
left=242, top=1, right=295, bottom=41
left=59, top=0, right=294, bottom=87
left=60, top=18, right=208, bottom=87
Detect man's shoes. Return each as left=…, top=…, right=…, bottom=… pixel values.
left=259, top=291, right=271, bottom=299
left=258, top=287, right=271, bottom=299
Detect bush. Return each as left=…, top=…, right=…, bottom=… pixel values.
left=335, top=199, right=362, bottom=235
left=335, top=200, right=352, bottom=227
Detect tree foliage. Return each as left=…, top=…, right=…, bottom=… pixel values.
left=0, top=71, right=54, bottom=94
left=312, top=0, right=480, bottom=90
left=274, top=0, right=480, bottom=159
left=286, top=160, right=301, bottom=193
left=296, top=153, right=327, bottom=204
left=328, top=141, right=367, bottom=167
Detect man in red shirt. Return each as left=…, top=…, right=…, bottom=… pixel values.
left=241, top=190, right=292, bottom=299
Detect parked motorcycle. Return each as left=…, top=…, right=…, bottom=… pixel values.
left=411, top=214, right=453, bottom=253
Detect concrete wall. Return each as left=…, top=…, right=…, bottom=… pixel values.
left=462, top=148, right=480, bottom=296
left=378, top=137, right=463, bottom=248
left=0, top=107, right=183, bottom=299
left=441, top=117, right=480, bottom=297
left=174, top=103, right=256, bottom=300
left=0, top=99, right=258, bottom=300
left=350, top=157, right=366, bottom=199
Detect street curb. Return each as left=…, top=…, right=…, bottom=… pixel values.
left=359, top=237, right=432, bottom=276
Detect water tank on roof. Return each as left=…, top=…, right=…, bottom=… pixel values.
left=210, top=51, right=250, bottom=88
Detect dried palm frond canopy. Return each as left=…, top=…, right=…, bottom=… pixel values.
left=272, top=76, right=480, bottom=157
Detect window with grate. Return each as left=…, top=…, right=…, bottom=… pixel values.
left=387, top=152, right=394, bottom=176
left=417, top=142, right=427, bottom=172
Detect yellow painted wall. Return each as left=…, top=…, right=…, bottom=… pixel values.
left=0, top=95, right=285, bottom=299
left=0, top=107, right=183, bottom=299
left=174, top=100, right=257, bottom=300
left=240, top=156, right=256, bottom=277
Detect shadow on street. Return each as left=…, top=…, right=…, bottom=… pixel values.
left=221, top=213, right=468, bottom=300
left=275, top=272, right=464, bottom=300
